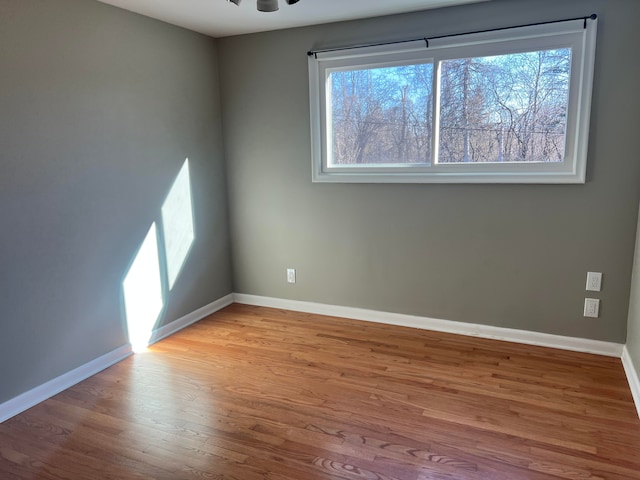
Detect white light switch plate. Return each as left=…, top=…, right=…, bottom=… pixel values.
left=287, top=268, right=296, bottom=284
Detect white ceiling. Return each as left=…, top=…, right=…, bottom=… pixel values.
left=95, top=0, right=490, bottom=38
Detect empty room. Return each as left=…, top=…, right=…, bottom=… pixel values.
left=1, top=0, right=640, bottom=478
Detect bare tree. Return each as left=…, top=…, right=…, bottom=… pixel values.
left=329, top=48, right=570, bottom=166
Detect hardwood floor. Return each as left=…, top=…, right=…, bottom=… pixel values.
left=1, top=304, right=639, bottom=479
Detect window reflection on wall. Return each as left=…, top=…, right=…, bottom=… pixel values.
left=161, top=159, right=195, bottom=290
left=122, top=158, right=196, bottom=352
left=122, top=223, right=164, bottom=352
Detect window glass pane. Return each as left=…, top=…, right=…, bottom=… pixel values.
left=438, top=48, right=571, bottom=164
left=330, top=63, right=433, bottom=166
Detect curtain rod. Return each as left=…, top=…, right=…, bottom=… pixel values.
left=307, top=14, right=597, bottom=57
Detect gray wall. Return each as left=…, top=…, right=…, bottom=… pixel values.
left=0, top=0, right=232, bottom=404
left=627, top=205, right=640, bottom=371
left=219, top=0, right=640, bottom=343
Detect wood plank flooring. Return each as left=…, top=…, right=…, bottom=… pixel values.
left=1, top=303, right=639, bottom=479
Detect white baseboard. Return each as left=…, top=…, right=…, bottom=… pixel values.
left=0, top=293, right=234, bottom=424
left=622, top=346, right=640, bottom=419
left=233, top=293, right=624, bottom=358
left=148, top=293, right=234, bottom=346
left=2, top=292, right=628, bottom=424
left=0, top=344, right=132, bottom=424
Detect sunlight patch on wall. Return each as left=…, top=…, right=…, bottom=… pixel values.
left=161, top=158, right=195, bottom=290
left=123, top=223, right=164, bottom=352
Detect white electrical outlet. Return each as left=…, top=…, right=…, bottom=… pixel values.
left=584, top=298, right=600, bottom=318
left=287, top=268, right=296, bottom=284
left=586, top=272, right=602, bottom=292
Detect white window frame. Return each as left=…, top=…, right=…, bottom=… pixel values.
left=308, top=18, right=598, bottom=184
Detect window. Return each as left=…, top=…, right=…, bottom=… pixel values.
left=308, top=17, right=598, bottom=183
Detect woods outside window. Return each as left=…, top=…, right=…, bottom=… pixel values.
left=308, top=17, right=598, bottom=183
